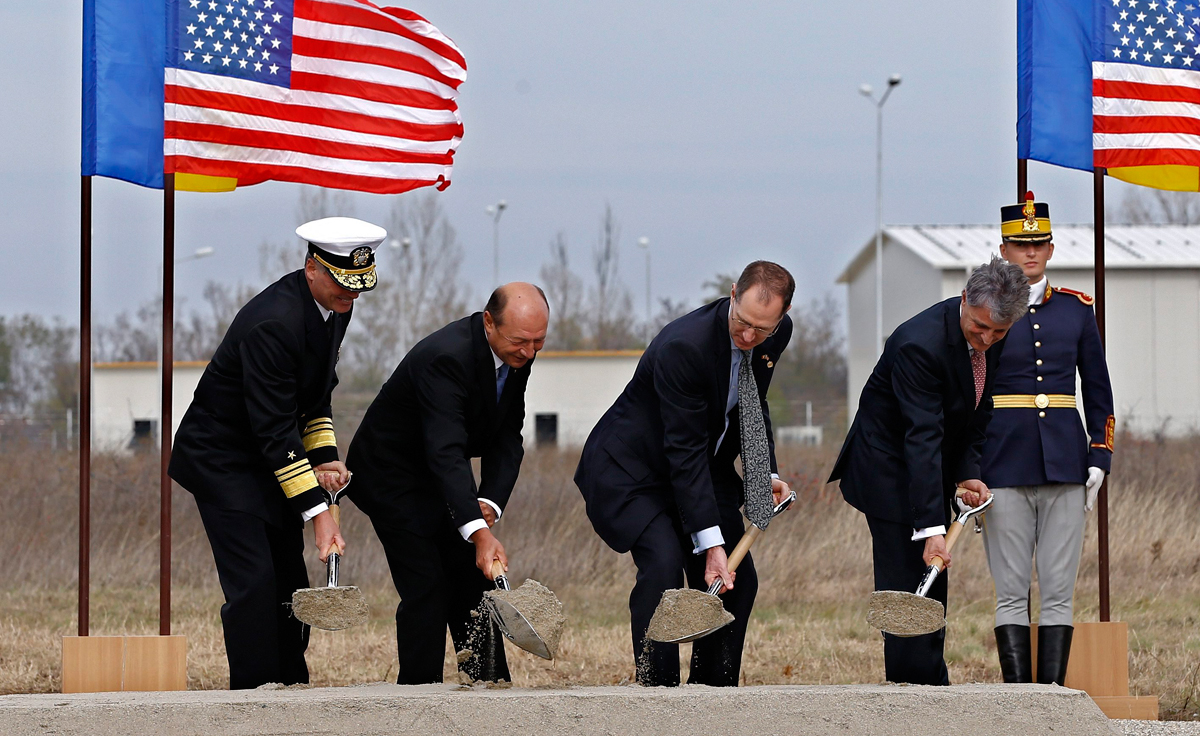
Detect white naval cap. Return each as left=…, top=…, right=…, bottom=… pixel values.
left=296, top=217, right=385, bottom=292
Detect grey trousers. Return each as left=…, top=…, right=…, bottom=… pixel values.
left=981, top=484, right=1085, bottom=627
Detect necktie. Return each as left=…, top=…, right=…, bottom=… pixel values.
left=971, top=350, right=986, bottom=408
left=737, top=350, right=773, bottom=522
left=496, top=364, right=509, bottom=403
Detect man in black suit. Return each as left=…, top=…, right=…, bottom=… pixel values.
left=575, top=261, right=795, bottom=687
left=347, top=282, right=549, bottom=685
left=828, top=256, right=1029, bottom=685
left=170, top=216, right=384, bottom=689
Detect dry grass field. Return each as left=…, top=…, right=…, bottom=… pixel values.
left=2, top=437, right=1199, bottom=719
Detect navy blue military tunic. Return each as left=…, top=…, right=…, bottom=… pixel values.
left=980, top=283, right=1114, bottom=488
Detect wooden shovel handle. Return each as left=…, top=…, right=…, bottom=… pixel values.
left=329, top=503, right=341, bottom=527
left=927, top=518, right=965, bottom=571
left=726, top=525, right=763, bottom=573
left=491, top=559, right=505, bottom=581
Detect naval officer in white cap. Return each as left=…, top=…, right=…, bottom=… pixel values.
left=170, top=216, right=383, bottom=689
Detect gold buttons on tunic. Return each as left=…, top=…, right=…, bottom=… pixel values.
left=1035, top=341, right=1042, bottom=347
left=1033, top=324, right=1041, bottom=330
left=1030, top=308, right=1037, bottom=313
left=1037, top=376, right=1044, bottom=382
left=1036, top=359, right=1043, bottom=366
left=1039, top=411, right=1046, bottom=418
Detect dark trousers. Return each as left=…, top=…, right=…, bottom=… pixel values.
left=353, top=493, right=509, bottom=685
left=195, top=499, right=310, bottom=690
left=630, top=508, right=758, bottom=687
left=866, top=515, right=950, bottom=686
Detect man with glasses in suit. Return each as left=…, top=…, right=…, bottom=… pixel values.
left=575, top=261, right=795, bottom=687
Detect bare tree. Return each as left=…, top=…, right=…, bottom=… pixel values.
left=701, top=272, right=739, bottom=303
left=0, top=315, right=78, bottom=420
left=653, top=297, right=691, bottom=335
left=539, top=231, right=585, bottom=350
left=588, top=204, right=638, bottom=349
left=1113, top=187, right=1200, bottom=224
left=341, top=192, right=470, bottom=389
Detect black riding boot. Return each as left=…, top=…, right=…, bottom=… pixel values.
left=1036, top=624, right=1074, bottom=685
left=994, top=624, right=1032, bottom=683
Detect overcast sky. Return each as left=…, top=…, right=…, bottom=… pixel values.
left=0, top=2, right=1138, bottom=325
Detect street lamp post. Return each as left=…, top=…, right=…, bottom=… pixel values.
left=860, top=73, right=902, bottom=357
left=637, top=236, right=650, bottom=344
left=485, top=200, right=507, bottom=286
left=157, top=246, right=215, bottom=446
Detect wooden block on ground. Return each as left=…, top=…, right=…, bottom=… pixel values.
left=123, top=636, right=187, bottom=692
left=61, top=636, right=124, bottom=693
left=1092, top=695, right=1159, bottom=720
left=1031, top=622, right=1130, bottom=696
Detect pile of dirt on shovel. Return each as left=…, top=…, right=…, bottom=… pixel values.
left=646, top=589, right=734, bottom=642
left=486, top=579, right=565, bottom=658
left=290, top=586, right=370, bottom=631
left=866, top=590, right=945, bottom=636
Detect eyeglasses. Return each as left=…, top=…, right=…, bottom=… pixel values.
left=730, top=298, right=783, bottom=338
left=495, top=326, right=545, bottom=351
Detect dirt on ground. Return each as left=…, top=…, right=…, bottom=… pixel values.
left=290, top=586, right=370, bottom=631
left=866, top=590, right=946, bottom=637
left=645, top=589, right=734, bottom=642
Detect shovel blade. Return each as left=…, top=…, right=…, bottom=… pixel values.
left=291, top=585, right=370, bottom=631
left=484, top=596, right=552, bottom=660
left=867, top=590, right=946, bottom=637
left=645, top=588, right=735, bottom=643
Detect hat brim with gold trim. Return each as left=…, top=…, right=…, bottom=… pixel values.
left=1001, top=193, right=1052, bottom=243
left=310, top=246, right=378, bottom=292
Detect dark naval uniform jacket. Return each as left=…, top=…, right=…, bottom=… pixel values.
left=169, top=269, right=347, bottom=527
left=575, top=298, right=791, bottom=553
left=830, top=297, right=1004, bottom=530
left=981, top=283, right=1114, bottom=488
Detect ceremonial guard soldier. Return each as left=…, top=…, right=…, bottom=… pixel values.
left=170, top=216, right=383, bottom=689
left=982, top=193, right=1115, bottom=685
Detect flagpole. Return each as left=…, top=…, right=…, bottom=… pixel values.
left=79, top=175, right=92, bottom=638
left=1094, top=167, right=1111, bottom=623
left=160, top=173, right=175, bottom=636
left=1017, top=158, right=1028, bottom=200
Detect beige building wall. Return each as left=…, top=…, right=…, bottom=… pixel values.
left=522, top=351, right=642, bottom=448
left=92, top=362, right=206, bottom=451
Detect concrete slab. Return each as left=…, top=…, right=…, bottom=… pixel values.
left=0, top=682, right=1119, bottom=736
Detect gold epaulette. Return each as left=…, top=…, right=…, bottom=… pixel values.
left=1053, top=286, right=1095, bottom=305
left=275, top=458, right=319, bottom=498
left=302, top=417, right=337, bottom=453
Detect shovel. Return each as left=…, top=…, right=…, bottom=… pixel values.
left=290, top=480, right=369, bottom=631
left=482, top=560, right=561, bottom=660
left=646, top=489, right=796, bottom=644
left=867, top=491, right=994, bottom=637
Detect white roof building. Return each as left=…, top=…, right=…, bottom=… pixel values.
left=839, top=225, right=1200, bottom=436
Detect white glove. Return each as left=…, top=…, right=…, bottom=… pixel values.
left=1084, top=466, right=1105, bottom=512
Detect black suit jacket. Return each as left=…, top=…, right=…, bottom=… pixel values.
left=575, top=298, right=792, bottom=553
left=169, top=269, right=346, bottom=526
left=829, top=297, right=1004, bottom=529
left=346, top=313, right=529, bottom=529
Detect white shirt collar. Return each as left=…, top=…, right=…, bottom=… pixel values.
left=491, top=347, right=504, bottom=372
left=1028, top=276, right=1048, bottom=306
left=314, top=299, right=331, bottom=322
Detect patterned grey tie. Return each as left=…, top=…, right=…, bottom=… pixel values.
left=738, top=350, right=774, bottom=526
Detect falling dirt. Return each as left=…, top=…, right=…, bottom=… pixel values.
left=866, top=590, right=946, bottom=636
left=455, top=649, right=473, bottom=665
left=290, top=586, right=370, bottom=631
left=486, top=579, right=565, bottom=658
left=645, top=588, right=734, bottom=642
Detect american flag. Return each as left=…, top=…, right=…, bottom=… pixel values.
left=1095, top=0, right=1200, bottom=169
left=164, top=0, right=465, bottom=193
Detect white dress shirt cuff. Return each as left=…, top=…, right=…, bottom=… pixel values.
left=301, top=502, right=329, bottom=523
left=458, top=518, right=490, bottom=541
left=691, top=526, right=726, bottom=555
left=911, top=525, right=947, bottom=541
left=479, top=498, right=503, bottom=520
